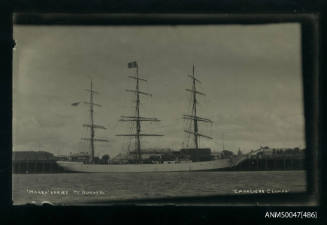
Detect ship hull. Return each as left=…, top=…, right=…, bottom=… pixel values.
left=57, top=159, right=232, bottom=173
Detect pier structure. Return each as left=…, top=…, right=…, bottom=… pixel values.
left=230, top=147, right=305, bottom=170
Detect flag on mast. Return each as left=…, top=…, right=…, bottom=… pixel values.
left=71, top=102, right=81, bottom=106
left=128, top=61, right=138, bottom=68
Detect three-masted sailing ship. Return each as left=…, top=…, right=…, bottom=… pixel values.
left=57, top=62, right=233, bottom=172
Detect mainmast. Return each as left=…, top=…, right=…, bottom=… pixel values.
left=184, top=64, right=213, bottom=152
left=81, top=80, right=108, bottom=163
left=222, top=133, right=225, bottom=151
left=116, top=61, right=163, bottom=163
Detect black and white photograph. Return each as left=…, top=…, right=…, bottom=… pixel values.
left=12, top=23, right=306, bottom=205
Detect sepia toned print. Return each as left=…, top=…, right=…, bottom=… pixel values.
left=12, top=24, right=305, bottom=205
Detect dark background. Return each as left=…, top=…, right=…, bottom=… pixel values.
left=0, top=0, right=326, bottom=224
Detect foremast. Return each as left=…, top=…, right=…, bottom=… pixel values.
left=81, top=80, right=108, bottom=163
left=116, top=61, right=163, bottom=163
left=184, top=65, right=213, bottom=154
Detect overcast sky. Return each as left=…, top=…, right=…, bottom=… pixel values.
left=13, top=24, right=305, bottom=157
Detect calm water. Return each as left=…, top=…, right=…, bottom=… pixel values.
left=12, top=170, right=306, bottom=205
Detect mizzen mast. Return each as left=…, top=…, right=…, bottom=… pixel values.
left=81, top=80, right=108, bottom=163
left=116, top=61, right=163, bottom=163
left=184, top=64, right=213, bottom=151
